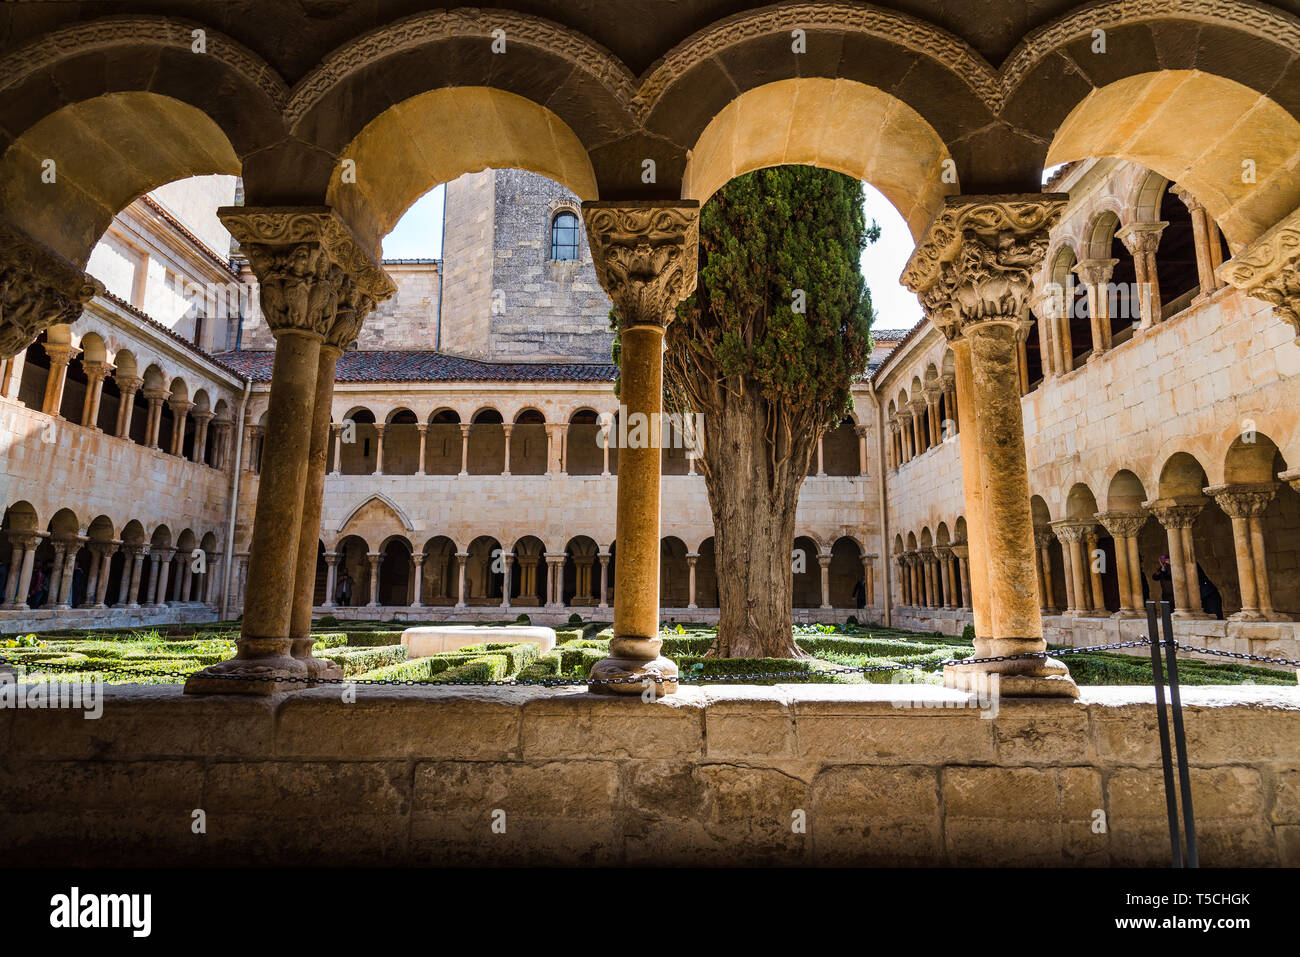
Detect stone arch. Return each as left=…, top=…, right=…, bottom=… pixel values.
left=319, top=87, right=601, bottom=254
left=376, top=535, right=413, bottom=607
left=382, top=408, right=421, bottom=476
left=1065, top=484, right=1100, bottom=521
left=828, top=535, right=864, bottom=608
left=680, top=77, right=958, bottom=240
left=792, top=534, right=822, bottom=609
left=418, top=535, right=458, bottom=606
left=511, top=408, right=548, bottom=476
left=1045, top=71, right=1300, bottom=248
left=333, top=534, right=371, bottom=607
left=337, top=493, right=414, bottom=548
left=338, top=406, right=378, bottom=475
left=563, top=535, right=600, bottom=606
left=1107, top=469, right=1149, bottom=513
left=465, top=535, right=504, bottom=604
left=510, top=535, right=547, bottom=606
left=468, top=408, right=506, bottom=475
left=821, top=417, right=860, bottom=476
left=424, top=408, right=463, bottom=476
left=1158, top=452, right=1210, bottom=500
left=659, top=535, right=690, bottom=608
left=0, top=93, right=245, bottom=268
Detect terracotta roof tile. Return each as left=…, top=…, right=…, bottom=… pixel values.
left=213, top=350, right=618, bottom=384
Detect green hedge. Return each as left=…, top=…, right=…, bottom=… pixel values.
left=433, top=655, right=510, bottom=683
left=319, top=644, right=409, bottom=676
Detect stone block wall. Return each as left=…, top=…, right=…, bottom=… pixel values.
left=2, top=684, right=1295, bottom=866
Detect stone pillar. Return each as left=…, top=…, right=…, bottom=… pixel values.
left=1097, top=512, right=1145, bottom=618
left=153, top=548, right=174, bottom=607
left=417, top=424, right=428, bottom=475
left=1052, top=522, right=1091, bottom=616
left=3, top=533, right=40, bottom=609
left=686, top=553, right=698, bottom=610
left=141, top=553, right=160, bottom=607
left=46, top=541, right=68, bottom=609
left=458, top=424, right=471, bottom=476
left=818, top=552, right=832, bottom=609
left=80, top=361, right=110, bottom=429
left=855, top=425, right=868, bottom=475
left=865, top=558, right=876, bottom=607
left=1147, top=501, right=1206, bottom=618
left=290, top=296, right=370, bottom=681
left=910, top=401, right=927, bottom=455
left=1083, top=526, right=1108, bottom=615
left=373, top=423, right=386, bottom=475
left=186, top=207, right=393, bottom=694
left=143, top=389, right=168, bottom=448
left=0, top=221, right=101, bottom=360
left=1032, top=529, right=1053, bottom=614
left=919, top=548, right=935, bottom=607
left=125, top=547, right=145, bottom=608
left=952, top=544, right=972, bottom=610
left=114, top=375, right=143, bottom=438
left=597, top=551, right=610, bottom=610
left=330, top=424, right=343, bottom=474
left=502, top=423, right=513, bottom=476
left=455, top=552, right=468, bottom=609
left=548, top=554, right=566, bottom=608
left=1173, top=186, right=1218, bottom=299
left=365, top=552, right=382, bottom=608
left=894, top=556, right=907, bottom=605
left=937, top=546, right=955, bottom=608
left=903, top=195, right=1075, bottom=695
left=92, top=543, right=116, bottom=608
left=1075, top=258, right=1117, bottom=355
left=1118, top=222, right=1166, bottom=329
left=192, top=411, right=213, bottom=463
left=581, top=201, right=698, bottom=694
left=1206, top=484, right=1285, bottom=621
left=322, top=552, right=338, bottom=609
left=925, top=389, right=942, bottom=445
left=500, top=554, right=513, bottom=610
left=40, top=343, right=77, bottom=416
left=206, top=555, right=222, bottom=606
left=168, top=399, right=192, bottom=456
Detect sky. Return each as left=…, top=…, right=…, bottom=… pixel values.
left=380, top=178, right=925, bottom=331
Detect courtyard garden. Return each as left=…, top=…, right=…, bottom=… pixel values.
left=0, top=618, right=1292, bottom=687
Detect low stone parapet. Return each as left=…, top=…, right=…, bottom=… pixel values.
left=1, top=683, right=1296, bottom=866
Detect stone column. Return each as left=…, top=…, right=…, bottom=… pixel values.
left=855, top=425, right=868, bottom=475
left=3, top=533, right=40, bottom=609
left=373, top=424, right=386, bottom=475
left=894, top=556, right=907, bottom=605
left=330, top=424, right=343, bottom=474
left=818, top=552, right=832, bottom=609
left=910, top=401, right=927, bottom=455
left=289, top=295, right=370, bottom=681
left=1118, top=222, right=1167, bottom=329
left=114, top=375, right=143, bottom=438
left=169, top=399, right=192, bottom=456
left=458, top=424, right=471, bottom=476
left=92, top=543, right=117, bottom=608
left=153, top=548, right=174, bottom=607
left=1146, top=501, right=1207, bottom=618
left=903, top=195, right=1075, bottom=695
left=924, top=389, right=942, bottom=446
left=46, top=541, right=67, bottom=609
left=941, top=377, right=958, bottom=435
left=122, top=545, right=144, bottom=607
left=1206, top=484, right=1285, bottom=621
left=365, top=552, right=382, bottom=607
left=937, top=546, right=955, bottom=608
left=142, top=389, right=168, bottom=448
left=865, top=558, right=876, bottom=607
left=581, top=201, right=698, bottom=694
left=0, top=220, right=101, bottom=361
left=597, top=551, right=610, bottom=610
left=1074, top=258, right=1117, bottom=355
left=455, top=551, right=468, bottom=609
left=80, top=361, right=109, bottom=429
left=1052, top=522, right=1091, bottom=616
left=141, top=553, right=160, bottom=607
left=814, top=433, right=825, bottom=476
left=1083, top=526, right=1108, bottom=615
left=39, top=343, right=77, bottom=416
left=1173, top=186, right=1218, bottom=299
left=416, top=424, right=428, bottom=475
left=322, top=552, right=338, bottom=609
left=1217, top=206, right=1300, bottom=344
left=1097, top=512, right=1145, bottom=618
left=500, top=554, right=513, bottom=610
left=548, top=554, right=566, bottom=608
left=952, top=544, right=972, bottom=610
left=206, top=556, right=223, bottom=606
left=501, top=423, right=513, bottom=476
left=192, top=411, right=213, bottom=463
left=919, top=549, right=935, bottom=607
left=186, top=207, right=394, bottom=695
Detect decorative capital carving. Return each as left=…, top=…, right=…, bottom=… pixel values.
left=1050, top=520, right=1092, bottom=544
left=324, top=273, right=375, bottom=351
left=1095, top=511, right=1146, bottom=539
left=1033, top=528, right=1054, bottom=550
left=950, top=544, right=969, bottom=561
left=901, top=195, right=1066, bottom=340
left=0, top=220, right=102, bottom=359
left=581, top=201, right=700, bottom=328
left=1216, top=205, right=1300, bottom=341
left=1171, top=185, right=1203, bottom=214
left=1204, top=482, right=1275, bottom=518
left=219, top=206, right=392, bottom=341
left=1074, top=257, right=1118, bottom=288
left=114, top=374, right=144, bottom=395
left=1117, top=221, right=1167, bottom=258
left=1144, top=499, right=1204, bottom=529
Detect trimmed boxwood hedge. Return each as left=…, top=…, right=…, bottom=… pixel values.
left=319, top=644, right=409, bottom=676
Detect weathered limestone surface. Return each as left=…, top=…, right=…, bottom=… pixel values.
left=1, top=684, right=1296, bottom=866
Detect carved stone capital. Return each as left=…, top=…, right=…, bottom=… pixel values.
left=581, top=201, right=700, bottom=328
left=1144, top=499, right=1205, bottom=530
left=114, top=374, right=144, bottom=396
left=1172, top=185, right=1203, bottom=214
left=1033, top=528, right=1054, bottom=550
left=219, top=206, right=393, bottom=341
left=902, top=195, right=1066, bottom=340
left=1117, top=221, right=1167, bottom=258
left=1204, top=482, right=1275, bottom=519
left=1050, top=520, right=1092, bottom=544
left=1074, top=257, right=1118, bottom=288
left=1095, top=510, right=1146, bottom=539
left=0, top=220, right=102, bottom=359
left=43, top=343, right=80, bottom=367
left=950, top=544, right=969, bottom=561
left=1279, top=467, right=1300, bottom=495
left=324, top=272, right=376, bottom=351
left=1216, top=205, right=1300, bottom=341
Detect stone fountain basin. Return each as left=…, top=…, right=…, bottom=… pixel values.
left=401, top=625, right=557, bottom=658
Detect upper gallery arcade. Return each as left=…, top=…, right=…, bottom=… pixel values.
left=3, top=0, right=1300, bottom=698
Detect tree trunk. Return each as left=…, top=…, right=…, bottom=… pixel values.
left=701, top=386, right=810, bottom=658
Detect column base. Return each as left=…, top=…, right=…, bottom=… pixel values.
left=944, top=657, right=1079, bottom=699
left=290, top=636, right=344, bottom=684
left=184, top=639, right=309, bottom=695
left=1227, top=610, right=1265, bottom=622
left=1111, top=609, right=1144, bottom=619
left=1174, top=610, right=1214, bottom=620
left=587, top=654, right=679, bottom=696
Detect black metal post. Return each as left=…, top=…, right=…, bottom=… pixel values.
left=1161, top=601, right=1199, bottom=867
left=1146, top=600, right=1182, bottom=867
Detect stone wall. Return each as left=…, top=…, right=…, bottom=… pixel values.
left=2, top=684, right=1296, bottom=866
left=438, top=170, right=495, bottom=359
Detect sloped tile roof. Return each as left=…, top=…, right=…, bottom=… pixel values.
left=213, top=349, right=618, bottom=384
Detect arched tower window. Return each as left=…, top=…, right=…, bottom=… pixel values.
left=549, top=210, right=580, bottom=261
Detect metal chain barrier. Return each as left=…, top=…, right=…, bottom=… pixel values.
left=3, top=634, right=1292, bottom=688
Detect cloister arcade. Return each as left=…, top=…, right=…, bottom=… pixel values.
left=1, top=2, right=1299, bottom=697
